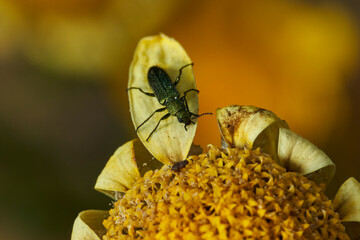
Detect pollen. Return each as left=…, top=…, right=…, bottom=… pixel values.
left=102, top=145, right=349, bottom=239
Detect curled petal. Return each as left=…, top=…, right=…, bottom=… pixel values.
left=71, top=210, right=108, bottom=240
left=278, top=128, right=335, bottom=185
left=333, top=177, right=360, bottom=239
left=217, top=105, right=335, bottom=185
left=128, top=33, right=198, bottom=165
left=95, top=139, right=161, bottom=199
left=217, top=105, right=288, bottom=163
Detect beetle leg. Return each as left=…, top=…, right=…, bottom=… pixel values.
left=182, top=88, right=199, bottom=112
left=181, top=95, right=191, bottom=113
left=182, top=91, right=212, bottom=121
left=183, top=88, right=199, bottom=97
left=146, top=113, right=171, bottom=141
left=136, top=107, right=167, bottom=133
left=127, top=87, right=155, bottom=97
left=174, top=63, right=194, bottom=87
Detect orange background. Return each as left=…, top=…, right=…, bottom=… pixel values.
left=0, top=1, right=359, bottom=239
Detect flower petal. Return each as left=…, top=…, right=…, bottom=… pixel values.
left=216, top=105, right=288, bottom=163
left=217, top=105, right=335, bottom=185
left=128, top=33, right=198, bottom=165
left=333, top=177, right=360, bottom=239
left=278, top=128, right=335, bottom=185
left=71, top=210, right=108, bottom=240
left=95, top=139, right=161, bottom=199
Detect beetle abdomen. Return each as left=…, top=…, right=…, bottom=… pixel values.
left=148, top=66, right=179, bottom=105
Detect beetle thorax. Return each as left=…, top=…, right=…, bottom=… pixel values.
left=166, top=98, right=186, bottom=116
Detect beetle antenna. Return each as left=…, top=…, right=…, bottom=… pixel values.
left=189, top=112, right=212, bottom=121
left=194, top=112, right=212, bottom=118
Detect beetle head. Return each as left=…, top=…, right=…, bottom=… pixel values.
left=177, top=110, right=192, bottom=128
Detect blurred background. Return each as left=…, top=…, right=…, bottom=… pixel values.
left=0, top=0, right=359, bottom=239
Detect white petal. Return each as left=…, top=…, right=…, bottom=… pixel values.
left=71, top=210, right=108, bottom=240
left=333, top=177, right=360, bottom=239
left=128, top=34, right=198, bottom=165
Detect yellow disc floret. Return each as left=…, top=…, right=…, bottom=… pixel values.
left=103, top=145, right=348, bottom=239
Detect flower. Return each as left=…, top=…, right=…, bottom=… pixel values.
left=71, top=34, right=360, bottom=239
left=103, top=146, right=348, bottom=239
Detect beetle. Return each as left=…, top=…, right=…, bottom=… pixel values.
left=127, top=63, right=211, bottom=141
left=171, top=160, right=189, bottom=171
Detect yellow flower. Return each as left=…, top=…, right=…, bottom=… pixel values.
left=71, top=34, right=360, bottom=239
